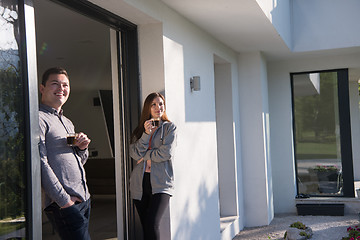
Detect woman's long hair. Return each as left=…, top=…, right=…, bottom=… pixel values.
left=131, top=92, right=170, bottom=142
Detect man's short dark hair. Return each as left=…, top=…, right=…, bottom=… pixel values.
left=42, top=67, right=69, bottom=86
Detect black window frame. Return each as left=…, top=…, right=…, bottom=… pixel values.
left=290, top=68, right=355, bottom=198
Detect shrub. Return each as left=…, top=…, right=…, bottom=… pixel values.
left=290, top=221, right=307, bottom=230
left=342, top=226, right=360, bottom=240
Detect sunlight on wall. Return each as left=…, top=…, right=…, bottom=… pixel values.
left=163, top=36, right=221, bottom=240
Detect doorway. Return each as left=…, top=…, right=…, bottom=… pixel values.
left=214, top=55, right=239, bottom=232
left=34, top=0, right=140, bottom=239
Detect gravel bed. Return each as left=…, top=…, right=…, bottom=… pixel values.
left=233, top=214, right=359, bottom=240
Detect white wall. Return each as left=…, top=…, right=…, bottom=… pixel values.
left=138, top=23, right=165, bottom=100
left=268, top=52, right=360, bottom=213
left=256, top=0, right=360, bottom=52
left=256, top=0, right=292, bottom=49
left=292, top=0, right=360, bottom=52
left=161, top=23, right=228, bottom=240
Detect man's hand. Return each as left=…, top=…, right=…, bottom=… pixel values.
left=61, top=196, right=82, bottom=208
left=75, top=132, right=91, bottom=150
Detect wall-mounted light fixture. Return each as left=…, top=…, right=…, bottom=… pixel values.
left=190, top=76, right=201, bottom=91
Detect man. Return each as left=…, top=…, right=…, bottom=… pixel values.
left=39, top=67, right=91, bottom=240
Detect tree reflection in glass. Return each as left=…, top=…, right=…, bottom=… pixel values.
left=293, top=72, right=343, bottom=196
left=0, top=1, right=26, bottom=238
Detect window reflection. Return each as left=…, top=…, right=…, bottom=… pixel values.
left=0, top=1, right=26, bottom=238
left=293, top=72, right=343, bottom=196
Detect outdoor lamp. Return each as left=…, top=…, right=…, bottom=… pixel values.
left=190, top=76, right=200, bottom=91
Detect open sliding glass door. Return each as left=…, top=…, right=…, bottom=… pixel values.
left=110, top=28, right=141, bottom=240
left=0, top=0, right=41, bottom=238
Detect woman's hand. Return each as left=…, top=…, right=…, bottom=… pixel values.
left=144, top=120, right=153, bottom=134
left=137, top=158, right=144, bottom=165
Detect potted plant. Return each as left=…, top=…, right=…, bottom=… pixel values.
left=311, top=165, right=341, bottom=193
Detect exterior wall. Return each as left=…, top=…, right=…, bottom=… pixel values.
left=256, top=0, right=360, bottom=52
left=268, top=53, right=360, bottom=213
left=292, top=0, right=360, bottom=52
left=161, top=14, right=242, bottom=240
left=256, top=0, right=292, bottom=49
left=90, top=0, right=244, bottom=239
left=138, top=23, right=165, bottom=100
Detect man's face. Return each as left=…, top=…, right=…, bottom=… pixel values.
left=40, top=73, right=70, bottom=111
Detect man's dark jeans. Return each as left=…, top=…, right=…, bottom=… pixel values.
left=44, top=199, right=91, bottom=240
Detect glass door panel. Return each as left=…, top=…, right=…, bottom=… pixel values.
left=0, top=0, right=26, bottom=238
left=292, top=71, right=351, bottom=196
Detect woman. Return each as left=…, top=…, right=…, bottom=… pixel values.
left=129, top=92, right=177, bottom=240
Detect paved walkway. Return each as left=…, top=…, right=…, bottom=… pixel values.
left=233, top=214, right=359, bottom=240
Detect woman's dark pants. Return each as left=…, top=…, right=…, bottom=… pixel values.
left=134, top=172, right=170, bottom=240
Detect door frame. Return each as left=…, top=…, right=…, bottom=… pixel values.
left=30, top=0, right=140, bottom=238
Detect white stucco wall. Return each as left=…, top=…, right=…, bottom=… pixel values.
left=256, top=0, right=292, bottom=49
left=138, top=23, right=165, bottom=99
left=268, top=53, right=360, bottom=213
left=257, top=0, right=360, bottom=52
left=161, top=14, right=241, bottom=240
left=292, top=0, right=360, bottom=52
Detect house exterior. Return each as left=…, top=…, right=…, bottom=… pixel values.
left=1, top=0, right=360, bottom=239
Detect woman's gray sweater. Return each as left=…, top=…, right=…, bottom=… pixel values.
left=129, top=121, right=177, bottom=200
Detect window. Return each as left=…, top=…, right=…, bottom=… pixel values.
left=291, top=69, right=354, bottom=197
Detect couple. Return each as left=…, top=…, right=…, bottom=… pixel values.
left=40, top=67, right=176, bottom=240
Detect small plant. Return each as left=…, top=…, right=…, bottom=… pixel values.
left=290, top=221, right=307, bottom=230
left=312, top=165, right=339, bottom=172
left=300, top=231, right=311, bottom=239
left=342, top=226, right=360, bottom=240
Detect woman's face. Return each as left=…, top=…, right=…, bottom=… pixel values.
left=150, top=96, right=165, bottom=119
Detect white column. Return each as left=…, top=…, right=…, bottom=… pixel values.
left=238, top=52, right=273, bottom=227
left=267, top=65, right=297, bottom=215
left=349, top=81, right=360, bottom=180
